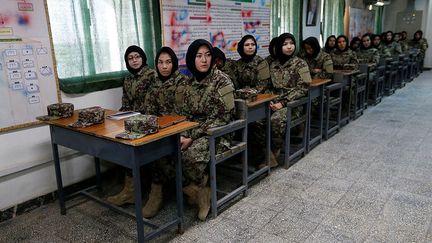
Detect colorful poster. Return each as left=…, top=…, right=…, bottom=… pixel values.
left=349, top=8, right=375, bottom=40
left=161, top=0, right=271, bottom=65
left=0, top=0, right=60, bottom=132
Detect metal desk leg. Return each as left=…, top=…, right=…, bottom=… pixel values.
left=266, top=105, right=271, bottom=172
left=318, top=85, right=324, bottom=142
left=175, top=134, right=184, bottom=233
left=132, top=159, right=145, bottom=243
left=94, top=157, right=103, bottom=195
left=51, top=140, right=66, bottom=215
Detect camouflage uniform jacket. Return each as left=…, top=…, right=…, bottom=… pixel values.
left=299, top=50, right=334, bottom=79
left=120, top=66, right=160, bottom=114
left=409, top=38, right=429, bottom=58
left=331, top=49, right=359, bottom=70
left=269, top=56, right=311, bottom=106
left=357, top=48, right=380, bottom=65
left=148, top=70, right=189, bottom=116
left=384, top=42, right=402, bottom=56
left=221, top=58, right=237, bottom=82
left=376, top=44, right=392, bottom=58
left=321, top=47, right=335, bottom=54
left=182, top=68, right=235, bottom=140
left=400, top=39, right=410, bottom=53
left=232, top=55, right=271, bottom=93
left=265, top=55, right=276, bottom=66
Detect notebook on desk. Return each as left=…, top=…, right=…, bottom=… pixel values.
left=159, top=116, right=187, bottom=129
left=106, top=111, right=141, bottom=120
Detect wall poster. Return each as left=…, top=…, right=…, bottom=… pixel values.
left=349, top=7, right=375, bottom=40
left=160, top=0, right=272, bottom=65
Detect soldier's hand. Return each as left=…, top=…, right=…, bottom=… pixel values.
left=180, top=136, right=193, bottom=151
left=270, top=102, right=283, bottom=111
left=313, top=68, right=322, bottom=73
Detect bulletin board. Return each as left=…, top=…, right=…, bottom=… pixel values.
left=0, top=0, right=60, bottom=132
left=348, top=7, right=375, bottom=40
left=160, top=0, right=272, bottom=65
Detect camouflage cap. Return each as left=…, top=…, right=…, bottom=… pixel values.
left=115, top=115, right=159, bottom=140
left=36, top=103, right=74, bottom=121
left=235, top=87, right=258, bottom=102
left=68, top=106, right=105, bottom=128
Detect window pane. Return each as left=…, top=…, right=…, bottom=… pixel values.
left=88, top=0, right=142, bottom=74
left=47, top=0, right=90, bottom=78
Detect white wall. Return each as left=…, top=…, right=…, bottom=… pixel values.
left=382, top=0, right=431, bottom=68
left=382, top=1, right=408, bottom=32
left=0, top=88, right=122, bottom=210
left=416, top=0, right=432, bottom=68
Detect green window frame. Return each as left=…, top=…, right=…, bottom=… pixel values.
left=47, top=0, right=161, bottom=94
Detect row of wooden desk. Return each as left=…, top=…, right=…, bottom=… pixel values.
left=42, top=77, right=362, bottom=242
left=44, top=53, right=426, bottom=240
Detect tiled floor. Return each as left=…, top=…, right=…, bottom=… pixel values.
left=1, top=71, right=431, bottom=243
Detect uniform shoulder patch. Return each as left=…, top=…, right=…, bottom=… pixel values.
left=218, top=84, right=234, bottom=97
left=257, top=60, right=271, bottom=81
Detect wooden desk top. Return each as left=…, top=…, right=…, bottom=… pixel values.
left=44, top=109, right=199, bottom=146
left=333, top=69, right=359, bottom=75
left=247, top=93, right=278, bottom=107
left=310, top=79, right=332, bottom=87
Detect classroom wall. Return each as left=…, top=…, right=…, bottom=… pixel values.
left=0, top=88, right=122, bottom=210
left=382, top=0, right=431, bottom=68
left=417, top=0, right=432, bottom=68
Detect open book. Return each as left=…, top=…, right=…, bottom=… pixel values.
left=106, top=111, right=140, bottom=120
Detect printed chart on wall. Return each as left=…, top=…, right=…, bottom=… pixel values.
left=0, top=0, right=60, bottom=132
left=160, top=0, right=271, bottom=65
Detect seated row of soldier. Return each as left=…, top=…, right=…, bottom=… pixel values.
left=107, top=29, right=428, bottom=221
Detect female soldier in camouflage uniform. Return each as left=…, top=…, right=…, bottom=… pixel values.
left=409, top=30, right=429, bottom=69
left=400, top=31, right=410, bottom=53
left=299, top=36, right=334, bottom=79
left=323, top=35, right=337, bottom=54
left=269, top=33, right=312, bottom=158
left=107, top=45, right=160, bottom=206
left=331, top=35, right=359, bottom=112
left=372, top=34, right=391, bottom=58
left=231, top=35, right=271, bottom=93
left=358, top=33, right=381, bottom=99
left=119, top=45, right=159, bottom=113
left=357, top=34, right=380, bottom=65
left=331, top=35, right=359, bottom=70
left=350, top=37, right=361, bottom=53
left=143, top=40, right=236, bottom=221
left=393, top=32, right=407, bottom=53
left=150, top=47, right=189, bottom=116
left=140, top=46, right=189, bottom=218
left=383, top=31, right=402, bottom=55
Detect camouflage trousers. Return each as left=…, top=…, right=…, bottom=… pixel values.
left=152, top=136, right=230, bottom=186
left=247, top=106, right=303, bottom=161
